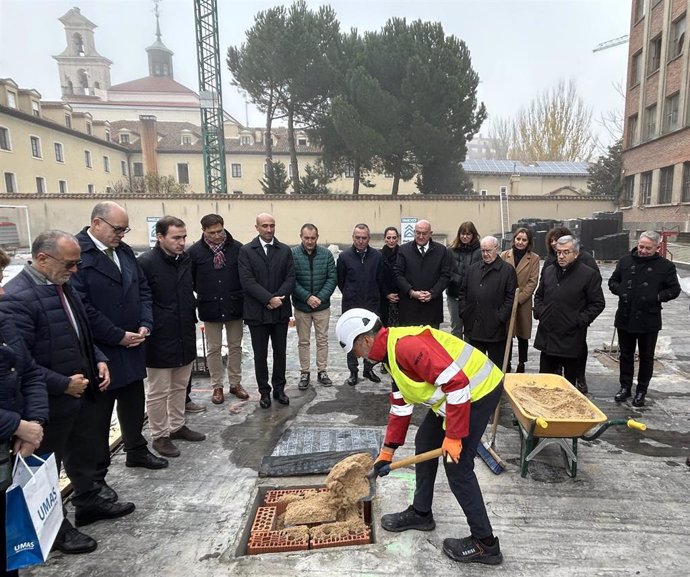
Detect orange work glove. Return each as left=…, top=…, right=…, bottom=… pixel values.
left=442, top=437, right=463, bottom=464
left=373, top=447, right=395, bottom=477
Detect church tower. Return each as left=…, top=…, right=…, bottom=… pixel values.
left=53, top=7, right=112, bottom=98
left=146, top=0, right=174, bottom=79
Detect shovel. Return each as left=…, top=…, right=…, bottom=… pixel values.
left=364, top=448, right=443, bottom=500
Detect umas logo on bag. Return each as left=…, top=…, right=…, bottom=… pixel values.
left=36, top=487, right=58, bottom=521
left=13, top=541, right=36, bottom=554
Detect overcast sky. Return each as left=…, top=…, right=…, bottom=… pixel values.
left=0, top=0, right=630, bottom=148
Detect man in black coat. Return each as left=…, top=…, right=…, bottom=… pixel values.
left=238, top=213, right=295, bottom=408
left=138, top=216, right=205, bottom=459
left=533, top=235, right=605, bottom=386
left=336, top=223, right=384, bottom=386
left=609, top=231, right=680, bottom=407
left=395, top=220, right=452, bottom=329
left=72, top=201, right=167, bottom=481
left=2, top=230, right=134, bottom=554
left=459, top=236, right=517, bottom=367
left=189, top=214, right=247, bottom=405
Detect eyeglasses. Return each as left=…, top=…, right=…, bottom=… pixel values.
left=556, top=250, right=572, bottom=256
left=43, top=253, right=82, bottom=269
left=99, top=217, right=130, bottom=235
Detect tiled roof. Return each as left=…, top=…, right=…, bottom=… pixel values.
left=109, top=76, right=197, bottom=95
left=462, top=159, right=591, bottom=177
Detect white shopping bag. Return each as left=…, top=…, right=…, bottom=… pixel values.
left=5, top=453, right=63, bottom=570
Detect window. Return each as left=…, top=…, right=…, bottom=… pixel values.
left=659, top=166, right=674, bottom=204
left=181, top=134, right=192, bottom=145
left=240, top=135, right=251, bottom=145
left=30, top=136, right=42, bottom=158
left=344, top=163, right=355, bottom=178
left=0, top=127, right=10, bottom=151
left=177, top=163, right=190, bottom=184
left=35, top=177, right=45, bottom=194
left=231, top=163, right=242, bottom=178
left=4, top=172, right=16, bottom=193
left=84, top=150, right=92, bottom=168
left=623, top=175, right=635, bottom=204
left=664, top=93, right=679, bottom=132
left=644, top=104, right=657, bottom=140
left=288, top=164, right=294, bottom=179
left=87, top=184, right=95, bottom=194
left=103, top=156, right=110, bottom=173
left=86, top=122, right=92, bottom=136
left=31, top=100, right=40, bottom=117
left=58, top=180, right=68, bottom=194
left=640, top=171, right=653, bottom=205
left=652, top=0, right=662, bottom=8
left=105, top=186, right=112, bottom=194
left=682, top=162, right=690, bottom=202
left=133, top=162, right=143, bottom=177
left=670, top=15, right=686, bottom=59
left=634, top=0, right=645, bottom=21
left=630, top=52, right=642, bottom=86
left=105, top=129, right=111, bottom=142
left=121, top=160, right=127, bottom=176
left=65, top=114, right=72, bottom=128
left=6, top=91, right=16, bottom=108
left=648, top=35, right=662, bottom=74
left=54, top=142, right=64, bottom=163
left=120, top=133, right=130, bottom=144
left=297, top=136, right=307, bottom=146
left=626, top=114, right=639, bottom=147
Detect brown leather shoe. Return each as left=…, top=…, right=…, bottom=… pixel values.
left=212, top=387, right=224, bottom=404
left=229, top=384, right=250, bottom=400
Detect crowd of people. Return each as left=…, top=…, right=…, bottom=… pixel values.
left=0, top=202, right=687, bottom=573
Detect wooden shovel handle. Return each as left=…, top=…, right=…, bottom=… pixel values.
left=389, top=448, right=443, bottom=471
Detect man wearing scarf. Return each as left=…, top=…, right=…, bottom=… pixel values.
left=189, top=214, right=247, bottom=405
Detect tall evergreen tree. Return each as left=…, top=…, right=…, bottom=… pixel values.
left=588, top=138, right=623, bottom=198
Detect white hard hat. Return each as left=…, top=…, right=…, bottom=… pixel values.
left=335, top=308, right=380, bottom=353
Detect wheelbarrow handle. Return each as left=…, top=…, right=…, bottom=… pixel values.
left=536, top=417, right=548, bottom=430
left=627, top=419, right=647, bottom=431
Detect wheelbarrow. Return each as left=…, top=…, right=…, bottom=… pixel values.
left=504, top=374, right=646, bottom=478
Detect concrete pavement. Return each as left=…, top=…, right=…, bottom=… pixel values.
left=24, top=262, right=690, bottom=577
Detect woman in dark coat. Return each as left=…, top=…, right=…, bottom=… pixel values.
left=0, top=249, right=49, bottom=577
left=380, top=227, right=400, bottom=328
left=446, top=222, right=481, bottom=339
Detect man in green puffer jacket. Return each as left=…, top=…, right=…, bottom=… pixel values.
left=291, top=224, right=337, bottom=390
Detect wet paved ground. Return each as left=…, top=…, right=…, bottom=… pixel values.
left=24, top=262, right=690, bottom=577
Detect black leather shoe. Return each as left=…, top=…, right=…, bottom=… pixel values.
left=259, top=394, right=271, bottom=408
left=126, top=451, right=169, bottom=470
left=363, top=369, right=381, bottom=383
left=575, top=379, right=588, bottom=395
left=516, top=362, right=525, bottom=373
left=94, top=480, right=118, bottom=503
left=52, top=524, right=97, bottom=555
left=381, top=505, right=435, bottom=532
left=346, top=372, right=358, bottom=386
left=632, top=392, right=646, bottom=407
left=614, top=387, right=632, bottom=402
left=273, top=391, right=290, bottom=405
left=75, top=498, right=135, bottom=527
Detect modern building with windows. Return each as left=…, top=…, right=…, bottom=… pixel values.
left=621, top=0, right=690, bottom=232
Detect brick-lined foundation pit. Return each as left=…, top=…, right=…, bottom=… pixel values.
left=242, top=486, right=373, bottom=555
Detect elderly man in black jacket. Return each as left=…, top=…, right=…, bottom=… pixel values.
left=459, top=236, right=517, bottom=367
left=609, top=231, right=680, bottom=407
left=189, top=214, right=247, bottom=405
left=238, top=213, right=296, bottom=408
left=395, top=220, right=452, bottom=329
left=139, top=216, right=205, bottom=459
left=534, top=235, right=605, bottom=386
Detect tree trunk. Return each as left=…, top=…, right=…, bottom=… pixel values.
left=391, top=158, right=401, bottom=195
left=287, top=110, right=300, bottom=194
left=352, top=160, right=360, bottom=195
left=265, top=103, right=274, bottom=161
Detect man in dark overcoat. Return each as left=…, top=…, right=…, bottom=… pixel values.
left=609, top=230, right=680, bottom=406
left=395, top=220, right=452, bottom=329
left=238, top=213, right=295, bottom=409
left=533, top=235, right=605, bottom=385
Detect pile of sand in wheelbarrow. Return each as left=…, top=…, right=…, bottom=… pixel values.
left=282, top=453, right=373, bottom=527
left=513, top=384, right=598, bottom=420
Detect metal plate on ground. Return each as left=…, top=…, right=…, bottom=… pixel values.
left=259, top=448, right=378, bottom=477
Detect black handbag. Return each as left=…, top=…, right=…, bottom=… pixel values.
left=0, top=439, right=12, bottom=492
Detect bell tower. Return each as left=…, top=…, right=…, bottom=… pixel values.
left=146, top=0, right=174, bottom=79
left=53, top=7, right=112, bottom=98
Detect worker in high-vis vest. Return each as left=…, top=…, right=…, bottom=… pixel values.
left=336, top=308, right=504, bottom=566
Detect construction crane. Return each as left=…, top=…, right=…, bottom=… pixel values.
left=593, top=35, right=629, bottom=53
left=194, top=0, right=227, bottom=194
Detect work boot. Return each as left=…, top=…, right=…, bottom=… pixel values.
left=346, top=371, right=358, bottom=386
left=380, top=505, right=436, bottom=532
left=632, top=392, right=646, bottom=407
left=170, top=425, right=206, bottom=442
left=152, top=437, right=180, bottom=458
left=298, top=372, right=310, bottom=390
left=211, top=387, right=224, bottom=404
left=614, top=387, right=631, bottom=402
left=229, top=384, right=249, bottom=400
left=363, top=368, right=382, bottom=383
left=442, top=536, right=503, bottom=565
left=317, top=371, right=333, bottom=387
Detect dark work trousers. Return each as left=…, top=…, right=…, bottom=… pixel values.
left=2, top=453, right=18, bottom=577
left=617, top=328, right=659, bottom=393
left=92, top=379, right=148, bottom=481
left=346, top=351, right=376, bottom=374
left=539, top=353, right=579, bottom=385
left=248, top=322, right=289, bottom=395
left=412, top=382, right=503, bottom=540
left=468, top=338, right=506, bottom=370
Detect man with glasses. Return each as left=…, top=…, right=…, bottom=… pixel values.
left=459, top=236, right=517, bottom=367
left=72, top=202, right=168, bottom=490
left=395, top=219, right=452, bottom=330
left=2, top=230, right=135, bottom=555
left=189, top=214, right=247, bottom=405
left=533, top=235, right=605, bottom=385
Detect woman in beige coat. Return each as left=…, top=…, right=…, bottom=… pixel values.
left=500, top=228, right=540, bottom=372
